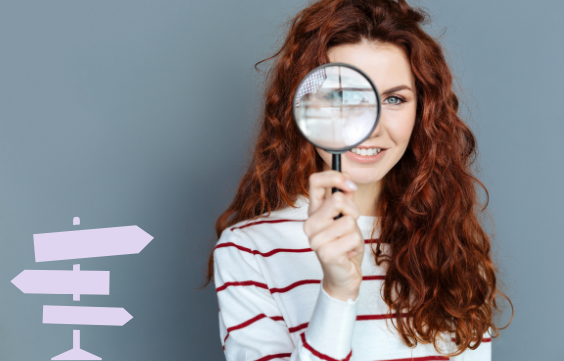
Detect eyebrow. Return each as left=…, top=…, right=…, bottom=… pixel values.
left=380, top=85, right=413, bottom=96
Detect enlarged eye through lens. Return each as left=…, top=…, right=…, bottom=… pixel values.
left=320, top=89, right=370, bottom=105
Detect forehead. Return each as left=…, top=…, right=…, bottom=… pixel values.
left=327, top=41, right=415, bottom=89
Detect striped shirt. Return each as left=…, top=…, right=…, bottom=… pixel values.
left=213, top=194, right=492, bottom=360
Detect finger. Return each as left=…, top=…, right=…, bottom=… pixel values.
left=305, top=192, right=359, bottom=237
left=308, top=215, right=359, bottom=251
left=320, top=190, right=360, bottom=222
left=308, top=171, right=357, bottom=216
left=317, top=231, right=365, bottom=264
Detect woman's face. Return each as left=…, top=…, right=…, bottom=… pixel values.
left=316, top=40, right=417, bottom=186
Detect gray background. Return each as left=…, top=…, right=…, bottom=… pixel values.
left=0, top=0, right=561, bottom=360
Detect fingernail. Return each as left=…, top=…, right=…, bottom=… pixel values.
left=345, top=179, right=357, bottom=190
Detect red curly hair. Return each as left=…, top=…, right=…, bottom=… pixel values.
left=201, top=0, right=513, bottom=356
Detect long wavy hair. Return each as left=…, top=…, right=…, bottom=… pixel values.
left=200, top=0, right=513, bottom=356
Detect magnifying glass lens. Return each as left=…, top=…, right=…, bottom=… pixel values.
left=293, top=64, right=379, bottom=152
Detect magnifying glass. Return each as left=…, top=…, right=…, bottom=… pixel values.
left=292, top=63, right=381, bottom=219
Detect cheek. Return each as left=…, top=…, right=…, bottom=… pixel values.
left=387, top=112, right=416, bottom=145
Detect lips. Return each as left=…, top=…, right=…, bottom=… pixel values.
left=344, top=148, right=387, bottom=164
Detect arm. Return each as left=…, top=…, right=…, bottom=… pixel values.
left=214, top=228, right=358, bottom=361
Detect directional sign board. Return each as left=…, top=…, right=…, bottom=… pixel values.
left=11, top=265, right=109, bottom=301
left=34, top=225, right=153, bottom=262
left=43, top=305, right=133, bottom=326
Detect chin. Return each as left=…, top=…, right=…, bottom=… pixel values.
left=355, top=176, right=384, bottom=186
left=346, top=169, right=385, bottom=185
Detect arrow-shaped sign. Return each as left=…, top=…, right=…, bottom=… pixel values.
left=43, top=305, right=133, bottom=326
left=11, top=264, right=109, bottom=301
left=34, top=225, right=153, bottom=262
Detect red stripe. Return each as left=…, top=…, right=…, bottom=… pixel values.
left=289, top=322, right=309, bottom=333
left=366, top=238, right=388, bottom=243
left=270, top=279, right=321, bottom=293
left=230, top=219, right=306, bottom=231
left=228, top=219, right=388, bottom=243
left=216, top=280, right=269, bottom=293
left=255, top=353, right=293, bottom=361
left=357, top=312, right=411, bottom=321
left=215, top=239, right=383, bottom=257
left=270, top=276, right=383, bottom=294
left=289, top=313, right=411, bottom=334
left=364, top=275, right=386, bottom=281
left=214, top=241, right=312, bottom=257
left=450, top=337, right=492, bottom=343
left=379, top=357, right=449, bottom=361
left=223, top=313, right=285, bottom=347
left=227, top=313, right=267, bottom=333
left=229, top=219, right=386, bottom=244
left=300, top=332, right=353, bottom=361
left=217, top=275, right=384, bottom=294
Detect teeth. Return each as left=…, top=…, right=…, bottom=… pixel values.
left=351, top=147, right=382, bottom=156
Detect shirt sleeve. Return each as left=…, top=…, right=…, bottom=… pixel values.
left=214, top=228, right=359, bottom=361
left=449, top=328, right=492, bottom=361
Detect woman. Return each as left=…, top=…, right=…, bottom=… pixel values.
left=202, top=0, right=513, bottom=359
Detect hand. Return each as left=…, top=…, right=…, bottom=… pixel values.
left=303, top=170, right=365, bottom=302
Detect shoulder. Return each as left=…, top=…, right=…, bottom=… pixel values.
left=215, top=194, right=310, bottom=253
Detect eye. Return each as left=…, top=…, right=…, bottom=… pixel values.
left=343, top=90, right=368, bottom=105
left=384, top=96, right=405, bottom=105
left=323, top=90, right=369, bottom=104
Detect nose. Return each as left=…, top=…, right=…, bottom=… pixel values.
left=369, top=113, right=384, bottom=138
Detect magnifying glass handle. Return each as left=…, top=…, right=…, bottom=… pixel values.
left=331, top=153, right=343, bottom=220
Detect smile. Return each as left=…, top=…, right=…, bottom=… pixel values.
left=345, top=148, right=387, bottom=164
left=350, top=147, right=381, bottom=156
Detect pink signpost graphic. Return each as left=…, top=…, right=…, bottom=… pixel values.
left=10, top=217, right=154, bottom=360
